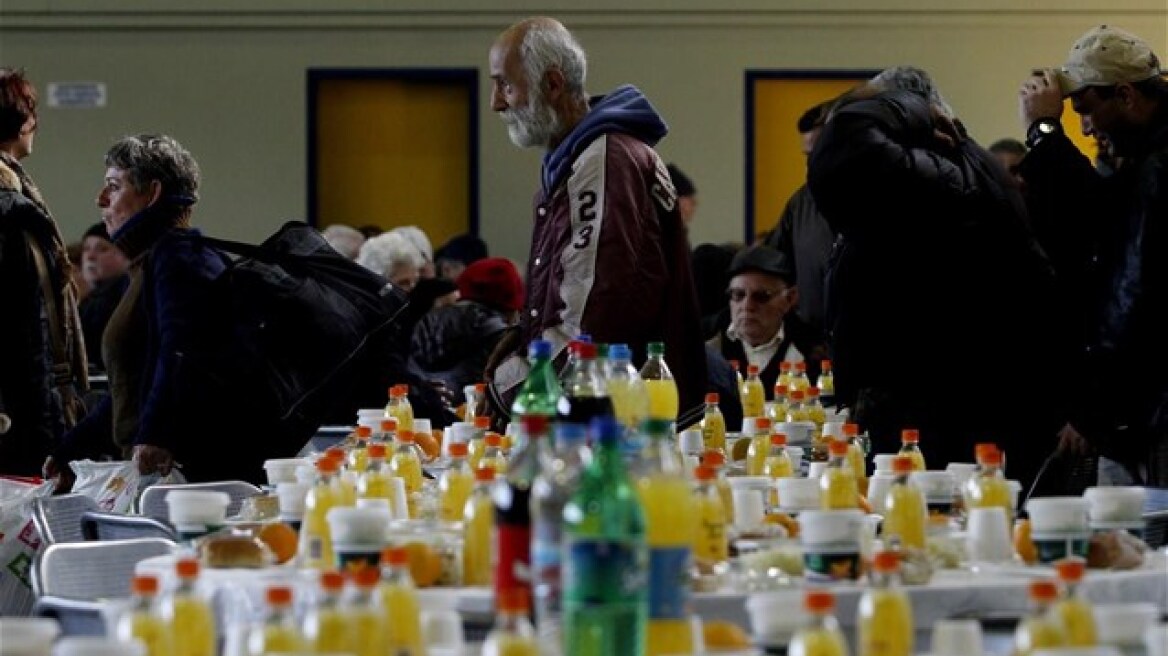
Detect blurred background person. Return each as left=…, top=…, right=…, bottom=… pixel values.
left=321, top=223, right=365, bottom=260
left=77, top=222, right=130, bottom=371
left=988, top=137, right=1028, bottom=186
left=667, top=163, right=698, bottom=228
left=0, top=67, right=88, bottom=476
left=357, top=229, right=424, bottom=292
left=390, top=225, right=436, bottom=279
left=434, top=232, right=488, bottom=281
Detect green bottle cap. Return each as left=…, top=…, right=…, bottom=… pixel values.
left=641, top=418, right=672, bottom=437
left=647, top=341, right=665, bottom=356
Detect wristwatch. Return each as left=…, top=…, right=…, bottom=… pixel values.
left=1026, top=118, right=1061, bottom=149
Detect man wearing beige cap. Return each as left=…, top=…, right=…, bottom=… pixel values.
left=1018, top=25, right=1168, bottom=486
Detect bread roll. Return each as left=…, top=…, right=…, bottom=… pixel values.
left=199, top=534, right=271, bottom=569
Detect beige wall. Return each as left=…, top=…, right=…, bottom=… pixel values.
left=2, top=1, right=1165, bottom=263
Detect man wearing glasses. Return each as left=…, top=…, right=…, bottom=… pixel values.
left=707, top=245, right=823, bottom=397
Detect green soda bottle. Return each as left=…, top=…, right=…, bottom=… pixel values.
left=511, top=339, right=563, bottom=419
left=562, top=416, right=647, bottom=656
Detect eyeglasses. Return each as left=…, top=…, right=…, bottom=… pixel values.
left=727, top=287, right=789, bottom=304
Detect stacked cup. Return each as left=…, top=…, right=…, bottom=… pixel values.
left=1025, top=496, right=1090, bottom=564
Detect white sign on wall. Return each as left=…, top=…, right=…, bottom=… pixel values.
left=46, top=82, right=107, bottom=109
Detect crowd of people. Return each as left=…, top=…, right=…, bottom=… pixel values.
left=1, top=18, right=1165, bottom=496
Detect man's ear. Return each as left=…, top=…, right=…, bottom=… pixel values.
left=787, top=286, right=801, bottom=309
left=1115, top=83, right=1137, bottom=109
left=146, top=179, right=163, bottom=206
left=543, top=67, right=566, bottom=103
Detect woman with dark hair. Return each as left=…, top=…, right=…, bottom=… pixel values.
left=0, top=68, right=89, bottom=476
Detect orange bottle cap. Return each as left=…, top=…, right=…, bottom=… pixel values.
left=804, top=589, right=835, bottom=613
left=756, top=417, right=773, bottom=430
left=703, top=450, right=726, bottom=467
left=485, top=433, right=502, bottom=447
left=705, top=392, right=719, bottom=403
left=982, top=450, right=1003, bottom=466
left=175, top=558, right=199, bottom=580
left=131, top=575, right=159, bottom=595
left=1029, top=580, right=1059, bottom=602
left=382, top=546, right=409, bottom=566
left=901, top=429, right=920, bottom=444
left=266, top=585, right=293, bottom=605
left=872, top=550, right=900, bottom=572
left=892, top=456, right=915, bottom=475
left=822, top=359, right=833, bottom=370
left=475, top=466, right=496, bottom=482
left=789, top=390, right=805, bottom=401
left=397, top=430, right=415, bottom=443
left=843, top=423, right=859, bottom=437
left=975, top=443, right=999, bottom=459
left=770, top=433, right=788, bottom=446
left=352, top=567, right=381, bottom=588
left=694, top=465, right=717, bottom=481
left=1055, top=558, right=1086, bottom=582
left=795, top=361, right=807, bottom=372
left=380, top=418, right=397, bottom=432
left=391, top=385, right=407, bottom=398
left=497, top=588, right=530, bottom=613
left=356, top=426, right=373, bottom=438
left=774, top=384, right=789, bottom=395
left=780, top=361, right=792, bottom=371
left=320, top=570, right=346, bottom=591
left=474, top=383, right=486, bottom=393
left=316, top=457, right=339, bottom=473
left=448, top=442, right=469, bottom=457
left=474, top=417, right=491, bottom=430
left=326, top=447, right=346, bottom=461
left=806, top=388, right=819, bottom=398
left=747, top=365, right=760, bottom=375
left=367, top=443, right=388, bottom=458
left=828, top=439, right=849, bottom=456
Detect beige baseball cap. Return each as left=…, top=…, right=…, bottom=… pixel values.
left=1055, top=25, right=1163, bottom=96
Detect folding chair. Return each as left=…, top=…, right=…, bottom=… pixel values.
left=31, top=493, right=98, bottom=544
left=1143, top=487, right=1168, bottom=549
left=80, top=510, right=178, bottom=542
left=30, top=537, right=175, bottom=599
left=138, top=480, right=262, bottom=521
left=32, top=596, right=108, bottom=636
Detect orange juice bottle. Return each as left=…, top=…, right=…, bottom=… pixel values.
left=700, top=393, right=727, bottom=456
left=465, top=382, right=487, bottom=424
left=162, top=559, right=215, bottom=656
left=805, top=387, right=827, bottom=436
left=763, top=433, right=795, bottom=507
left=247, top=585, right=305, bottom=655
left=729, top=359, right=745, bottom=405
left=357, top=443, right=392, bottom=499
left=1014, top=580, right=1067, bottom=655
left=390, top=430, right=424, bottom=517
left=842, top=423, right=869, bottom=497
left=789, top=589, right=849, bottom=656
left=482, top=588, right=540, bottom=656
left=858, top=551, right=913, bottom=656
left=641, top=341, right=680, bottom=423
left=304, top=571, right=354, bottom=653
left=777, top=360, right=794, bottom=390
left=786, top=389, right=810, bottom=422
left=439, top=441, right=474, bottom=522
left=463, top=466, right=496, bottom=586
left=741, top=365, right=766, bottom=419
left=964, top=446, right=1013, bottom=532
left=767, top=383, right=790, bottom=426
left=692, top=465, right=728, bottom=565
left=820, top=440, right=859, bottom=510
left=349, top=425, right=373, bottom=473
left=300, top=457, right=339, bottom=569
left=790, top=361, right=811, bottom=394
left=702, top=450, right=735, bottom=519
left=385, top=384, right=414, bottom=433
left=1053, top=558, right=1097, bottom=646
left=326, top=447, right=357, bottom=507
left=881, top=456, right=927, bottom=550
left=817, top=359, right=836, bottom=406
left=468, top=416, right=491, bottom=471
left=375, top=417, right=397, bottom=445
left=378, top=546, right=424, bottom=656
left=347, top=568, right=387, bottom=656
left=745, top=416, right=774, bottom=475
left=636, top=418, right=696, bottom=656
left=899, top=429, right=926, bottom=471
left=117, top=575, right=172, bottom=656
left=479, top=431, right=507, bottom=475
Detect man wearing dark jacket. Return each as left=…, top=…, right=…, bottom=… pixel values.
left=1018, top=25, right=1168, bottom=485
left=808, top=67, right=1058, bottom=487
left=486, top=17, right=707, bottom=421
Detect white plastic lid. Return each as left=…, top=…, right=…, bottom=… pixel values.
left=54, top=637, right=145, bottom=656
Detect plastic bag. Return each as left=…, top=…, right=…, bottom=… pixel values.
left=0, top=476, right=55, bottom=614
left=69, top=460, right=186, bottom=514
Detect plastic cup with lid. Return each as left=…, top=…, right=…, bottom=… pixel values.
left=0, top=618, right=60, bottom=656
left=872, top=454, right=897, bottom=474
left=53, top=638, right=145, bottom=656
left=263, top=458, right=308, bottom=486
left=165, top=490, right=231, bottom=541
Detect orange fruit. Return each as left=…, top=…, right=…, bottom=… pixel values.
left=764, top=512, right=800, bottom=538
left=402, top=541, right=443, bottom=587
left=414, top=430, right=441, bottom=461
left=703, top=620, right=751, bottom=649
left=1014, top=518, right=1037, bottom=565
left=258, top=522, right=298, bottom=565
left=857, top=493, right=873, bottom=514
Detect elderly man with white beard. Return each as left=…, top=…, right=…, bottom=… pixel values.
left=484, top=16, right=707, bottom=424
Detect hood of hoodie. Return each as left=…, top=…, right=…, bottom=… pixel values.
left=540, top=84, right=668, bottom=195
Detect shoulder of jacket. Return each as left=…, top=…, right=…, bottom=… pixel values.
left=0, top=159, right=21, bottom=193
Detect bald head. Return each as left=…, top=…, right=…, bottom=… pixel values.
left=489, top=16, right=589, bottom=149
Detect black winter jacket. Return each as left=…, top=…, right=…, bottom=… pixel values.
left=411, top=300, right=512, bottom=404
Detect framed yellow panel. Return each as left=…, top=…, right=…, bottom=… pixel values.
left=746, top=71, right=876, bottom=244
left=308, top=69, right=478, bottom=246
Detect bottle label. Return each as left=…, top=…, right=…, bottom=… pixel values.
left=647, top=546, right=691, bottom=620
left=803, top=541, right=861, bottom=582
left=564, top=538, right=646, bottom=603
left=495, top=523, right=532, bottom=593
left=531, top=532, right=561, bottom=616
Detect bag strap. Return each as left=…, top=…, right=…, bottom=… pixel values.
left=24, top=230, right=84, bottom=426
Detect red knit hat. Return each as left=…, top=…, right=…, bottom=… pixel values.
left=457, top=257, right=524, bottom=312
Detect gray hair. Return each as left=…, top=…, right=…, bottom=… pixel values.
left=870, top=66, right=956, bottom=118
left=389, top=225, right=433, bottom=263
left=520, top=20, right=587, bottom=101
left=104, top=134, right=200, bottom=201
left=321, top=224, right=365, bottom=260
left=357, top=231, right=424, bottom=278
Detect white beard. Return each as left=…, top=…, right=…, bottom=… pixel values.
left=500, top=88, right=561, bottom=149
